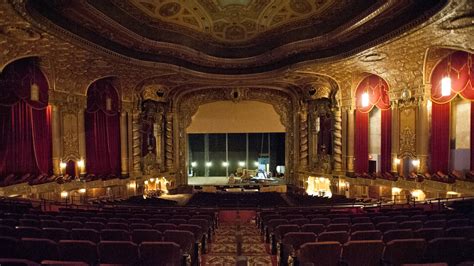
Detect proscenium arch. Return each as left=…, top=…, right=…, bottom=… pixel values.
left=174, top=86, right=299, bottom=185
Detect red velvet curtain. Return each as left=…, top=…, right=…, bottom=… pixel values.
left=431, top=102, right=450, bottom=173
left=471, top=102, right=474, bottom=171
left=0, top=58, right=52, bottom=178
left=85, top=79, right=121, bottom=176
left=355, top=110, right=369, bottom=173
left=381, top=109, right=392, bottom=173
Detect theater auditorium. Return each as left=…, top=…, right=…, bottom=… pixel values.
left=0, top=0, right=473, bottom=265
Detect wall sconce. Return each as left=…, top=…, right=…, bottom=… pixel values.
left=59, top=162, right=67, bottom=174
left=441, top=77, right=452, bottom=96
left=412, top=159, right=420, bottom=168
left=77, top=159, right=85, bottom=174
left=128, top=181, right=136, bottom=189
left=149, top=178, right=155, bottom=182
left=78, top=188, right=86, bottom=193
left=144, top=180, right=149, bottom=185
left=394, top=158, right=401, bottom=165
left=361, top=92, right=369, bottom=107
left=60, top=191, right=68, bottom=198
left=392, top=187, right=402, bottom=194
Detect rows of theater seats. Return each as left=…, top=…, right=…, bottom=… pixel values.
left=0, top=205, right=217, bottom=265
left=187, top=192, right=289, bottom=207
left=0, top=173, right=121, bottom=187
left=258, top=208, right=474, bottom=266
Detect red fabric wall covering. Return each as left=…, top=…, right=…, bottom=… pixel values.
left=431, top=102, right=450, bottom=173
left=85, top=79, right=121, bottom=176
left=0, top=58, right=52, bottom=177
left=355, top=110, right=369, bottom=173
left=381, top=109, right=392, bottom=173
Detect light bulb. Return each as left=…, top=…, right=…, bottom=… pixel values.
left=361, top=92, right=369, bottom=107
left=441, top=77, right=451, bottom=96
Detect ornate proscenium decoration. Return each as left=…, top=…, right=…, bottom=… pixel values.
left=306, top=176, right=332, bottom=198
left=143, top=176, right=170, bottom=198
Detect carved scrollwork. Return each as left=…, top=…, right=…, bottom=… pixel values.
left=399, top=127, right=416, bottom=158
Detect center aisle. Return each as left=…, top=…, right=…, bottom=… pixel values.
left=202, top=210, right=276, bottom=265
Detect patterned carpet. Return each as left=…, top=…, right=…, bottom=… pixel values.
left=202, top=212, right=276, bottom=265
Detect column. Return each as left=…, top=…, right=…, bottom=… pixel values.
left=77, top=110, right=87, bottom=175
left=120, top=112, right=129, bottom=177
left=131, top=109, right=142, bottom=174
left=299, top=106, right=309, bottom=170
left=417, top=99, right=430, bottom=173
left=346, top=109, right=355, bottom=174
left=332, top=106, right=343, bottom=172
left=51, top=104, right=61, bottom=175
left=165, top=112, right=174, bottom=172
left=391, top=104, right=400, bottom=173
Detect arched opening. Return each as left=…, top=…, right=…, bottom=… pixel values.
left=85, top=78, right=121, bottom=177
left=354, top=74, right=391, bottom=175
left=0, top=57, right=52, bottom=185
left=430, top=50, right=474, bottom=180
left=185, top=100, right=287, bottom=185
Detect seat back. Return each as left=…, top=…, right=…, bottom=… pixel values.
left=341, top=240, right=384, bottom=266
left=445, top=226, right=474, bottom=239
left=318, top=231, right=349, bottom=244
left=301, top=224, right=325, bottom=235
left=106, top=222, right=129, bottom=230
left=21, top=238, right=59, bottom=262
left=352, top=217, right=371, bottom=224
left=130, top=223, right=153, bottom=230
left=154, top=223, right=178, bottom=233
left=16, top=226, right=43, bottom=238
left=139, top=241, right=183, bottom=266
left=414, top=228, right=444, bottom=241
left=350, top=230, right=382, bottom=241
left=274, top=224, right=300, bottom=241
left=298, top=242, right=342, bottom=266
left=282, top=232, right=317, bottom=250
left=399, top=220, right=423, bottom=231
left=376, top=222, right=398, bottom=233
left=425, top=237, right=467, bottom=265
left=0, top=236, right=19, bottom=257
left=289, top=218, right=310, bottom=226
left=326, top=223, right=350, bottom=232
left=310, top=218, right=331, bottom=226
left=71, top=228, right=100, bottom=243
left=177, top=224, right=203, bottom=241
left=58, top=240, right=98, bottom=265
left=351, top=223, right=375, bottom=232
left=43, top=228, right=71, bottom=242
left=164, top=230, right=195, bottom=254
left=383, top=238, right=427, bottom=266
left=98, top=241, right=139, bottom=265
left=132, top=229, right=162, bottom=244
left=383, top=229, right=413, bottom=243
left=101, top=229, right=130, bottom=241
left=424, top=219, right=446, bottom=229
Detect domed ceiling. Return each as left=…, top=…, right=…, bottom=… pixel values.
left=24, top=0, right=446, bottom=74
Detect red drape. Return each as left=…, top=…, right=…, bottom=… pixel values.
left=381, top=109, right=392, bottom=173
left=355, top=110, right=369, bottom=173
left=0, top=58, right=52, bottom=178
left=431, top=102, right=450, bottom=173
left=85, top=79, right=121, bottom=176
left=471, top=102, right=474, bottom=171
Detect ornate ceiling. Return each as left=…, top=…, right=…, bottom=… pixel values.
left=23, top=0, right=447, bottom=74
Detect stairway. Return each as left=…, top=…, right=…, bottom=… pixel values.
left=202, top=210, right=276, bottom=265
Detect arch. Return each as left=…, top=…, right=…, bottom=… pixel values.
left=0, top=57, right=52, bottom=177
left=354, top=74, right=391, bottom=174
left=175, top=86, right=297, bottom=185
left=427, top=49, right=474, bottom=174
left=84, top=77, right=121, bottom=176
left=84, top=76, right=121, bottom=99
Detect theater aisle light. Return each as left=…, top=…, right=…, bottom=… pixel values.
left=361, top=92, right=369, bottom=107
left=441, top=76, right=452, bottom=96
left=222, top=161, right=229, bottom=167
left=205, top=161, right=212, bottom=167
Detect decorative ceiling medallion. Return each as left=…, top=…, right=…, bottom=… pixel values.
left=440, top=14, right=474, bottom=30
left=0, top=23, right=40, bottom=41
left=359, top=52, right=387, bottom=62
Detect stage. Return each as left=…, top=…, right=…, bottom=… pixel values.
left=188, top=176, right=286, bottom=186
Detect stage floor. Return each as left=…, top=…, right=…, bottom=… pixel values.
left=188, top=176, right=286, bottom=186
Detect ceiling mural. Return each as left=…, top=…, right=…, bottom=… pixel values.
left=22, top=0, right=447, bottom=74
left=129, top=0, right=335, bottom=43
